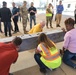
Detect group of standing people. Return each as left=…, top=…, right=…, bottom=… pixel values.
left=0, top=1, right=37, bottom=36
left=0, top=1, right=64, bottom=37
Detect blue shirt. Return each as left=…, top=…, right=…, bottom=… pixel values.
left=56, top=5, right=64, bottom=14
left=12, top=7, right=19, bottom=19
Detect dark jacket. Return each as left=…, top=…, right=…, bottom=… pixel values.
left=0, top=7, right=11, bottom=22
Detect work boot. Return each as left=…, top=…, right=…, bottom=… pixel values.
left=56, top=24, right=60, bottom=27
left=46, top=26, right=49, bottom=29
left=50, top=26, right=53, bottom=28
left=24, top=31, right=28, bottom=34
left=40, top=68, right=47, bottom=73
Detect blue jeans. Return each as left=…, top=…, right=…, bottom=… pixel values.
left=3, top=22, right=11, bottom=36
left=30, top=15, right=36, bottom=29
left=34, top=54, right=48, bottom=69
left=62, top=50, right=76, bottom=68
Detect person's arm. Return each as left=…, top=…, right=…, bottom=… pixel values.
left=8, top=8, right=12, bottom=18
left=13, top=52, right=18, bottom=63
left=20, top=7, right=23, bottom=17
left=32, top=27, right=42, bottom=33
left=63, top=33, right=70, bottom=50
left=33, top=8, right=37, bottom=14
left=35, top=45, right=42, bottom=54
left=46, top=8, right=52, bottom=13
left=61, top=5, right=64, bottom=11
left=30, top=8, right=37, bottom=14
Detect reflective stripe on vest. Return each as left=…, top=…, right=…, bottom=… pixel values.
left=40, top=44, right=60, bottom=61
left=46, top=13, right=52, bottom=17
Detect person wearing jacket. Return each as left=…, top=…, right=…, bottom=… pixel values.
left=0, top=1, right=12, bottom=36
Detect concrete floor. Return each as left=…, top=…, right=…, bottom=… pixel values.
left=0, top=14, right=76, bottom=75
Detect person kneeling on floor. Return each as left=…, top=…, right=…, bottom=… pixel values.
left=62, top=18, right=76, bottom=69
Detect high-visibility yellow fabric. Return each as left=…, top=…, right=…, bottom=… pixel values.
left=39, top=43, right=61, bottom=69
left=46, top=13, right=52, bottom=17
left=46, top=8, right=52, bottom=17
left=28, top=24, right=42, bottom=34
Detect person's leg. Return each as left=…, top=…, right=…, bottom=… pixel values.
left=7, top=22, right=12, bottom=36
left=34, top=54, right=48, bottom=69
left=59, top=14, right=62, bottom=26
left=49, top=16, right=53, bottom=28
left=56, top=14, right=60, bottom=27
left=13, top=18, right=19, bottom=33
left=22, top=18, right=27, bottom=34
left=15, top=19, right=19, bottom=32
left=62, top=50, right=76, bottom=68
left=46, top=17, right=49, bottom=28
left=13, top=19, right=17, bottom=33
left=34, top=53, right=47, bottom=73
left=30, top=16, right=32, bottom=29
left=33, top=15, right=36, bottom=25
left=3, top=22, right=7, bottom=36
left=56, top=14, right=59, bottom=26
left=51, top=13, right=54, bottom=20
left=71, top=55, right=76, bottom=61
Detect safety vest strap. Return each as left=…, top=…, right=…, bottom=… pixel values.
left=40, top=44, right=60, bottom=61
left=43, top=52, right=60, bottom=61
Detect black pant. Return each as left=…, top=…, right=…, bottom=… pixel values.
left=3, top=22, right=11, bottom=36
left=0, top=18, right=2, bottom=32
left=13, top=18, right=19, bottom=32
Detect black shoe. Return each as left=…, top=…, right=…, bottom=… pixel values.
left=17, top=30, right=19, bottom=32
left=56, top=24, right=60, bottom=27
left=13, top=31, right=17, bottom=34
left=50, top=26, right=53, bottom=28
left=73, top=66, right=76, bottom=69
left=0, top=30, right=3, bottom=33
left=9, top=35, right=12, bottom=37
left=40, top=68, right=47, bottom=73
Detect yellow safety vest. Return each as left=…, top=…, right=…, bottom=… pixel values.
left=46, top=10, right=52, bottom=17
left=39, top=44, right=61, bottom=69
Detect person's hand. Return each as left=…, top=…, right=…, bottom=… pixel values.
left=61, top=28, right=66, bottom=32
left=60, top=49, right=64, bottom=55
left=30, top=10, right=33, bottom=12
left=12, top=16, right=14, bottom=19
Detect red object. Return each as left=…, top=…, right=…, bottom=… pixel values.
left=0, top=42, right=18, bottom=75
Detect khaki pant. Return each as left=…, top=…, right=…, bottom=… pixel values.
left=56, top=14, right=62, bottom=25
left=22, top=16, right=27, bottom=33
left=46, top=16, right=52, bottom=28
